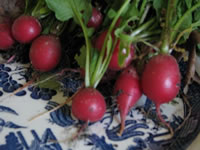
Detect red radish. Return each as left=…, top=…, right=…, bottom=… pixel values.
left=87, top=8, right=103, bottom=29
left=113, top=66, right=142, bottom=135
left=0, top=22, right=15, bottom=50
left=29, top=35, right=61, bottom=72
left=72, top=88, right=106, bottom=122
left=141, top=54, right=180, bottom=131
left=95, top=30, right=134, bottom=70
left=12, top=15, right=41, bottom=43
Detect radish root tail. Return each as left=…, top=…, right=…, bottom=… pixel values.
left=118, top=117, right=125, bottom=136
left=156, top=104, right=174, bottom=136
left=72, top=121, right=89, bottom=141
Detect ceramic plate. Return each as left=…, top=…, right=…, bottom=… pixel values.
left=0, top=58, right=200, bottom=150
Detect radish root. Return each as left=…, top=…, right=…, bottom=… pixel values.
left=29, top=98, right=72, bottom=121
left=29, top=86, right=84, bottom=121
left=118, top=116, right=125, bottom=136
left=156, top=104, right=174, bottom=136
left=174, top=94, right=192, bottom=132
left=71, top=121, right=89, bottom=141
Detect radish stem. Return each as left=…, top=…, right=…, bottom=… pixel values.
left=91, top=0, right=131, bottom=88
left=69, top=0, right=91, bottom=87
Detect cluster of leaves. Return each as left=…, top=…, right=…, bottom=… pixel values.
left=2, top=0, right=200, bottom=91
left=19, top=0, right=200, bottom=91
left=153, top=0, right=200, bottom=52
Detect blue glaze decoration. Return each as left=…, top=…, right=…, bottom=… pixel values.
left=15, top=90, right=26, bottom=96
left=0, top=91, right=3, bottom=96
left=0, top=105, right=18, bottom=115
left=0, top=133, right=24, bottom=150
left=0, top=118, right=26, bottom=129
left=49, top=104, right=75, bottom=127
left=86, top=134, right=115, bottom=150
left=0, top=128, right=62, bottom=150
left=28, top=86, right=57, bottom=101
left=106, top=120, right=148, bottom=141
left=127, top=138, right=147, bottom=150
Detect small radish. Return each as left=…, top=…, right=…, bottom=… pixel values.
left=29, top=35, right=61, bottom=72
left=12, top=15, right=41, bottom=43
left=95, top=30, right=134, bottom=70
left=0, top=22, right=15, bottom=50
left=72, top=88, right=106, bottom=122
left=141, top=54, right=181, bottom=132
left=113, top=66, right=142, bottom=135
left=87, top=8, right=103, bottom=29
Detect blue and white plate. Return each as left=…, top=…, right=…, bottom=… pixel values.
left=0, top=58, right=200, bottom=150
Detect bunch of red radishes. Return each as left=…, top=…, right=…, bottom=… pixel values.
left=68, top=2, right=181, bottom=136
left=0, top=0, right=182, bottom=136
left=72, top=27, right=181, bottom=135
left=0, top=15, right=62, bottom=72
left=0, top=6, right=103, bottom=71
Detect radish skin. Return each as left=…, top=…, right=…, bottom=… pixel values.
left=29, top=35, right=61, bottom=72
left=87, top=8, right=103, bottom=29
left=141, top=54, right=181, bottom=133
left=12, top=15, right=41, bottom=43
left=72, top=88, right=106, bottom=122
left=95, top=30, right=134, bottom=70
left=114, top=66, right=142, bottom=135
left=0, top=22, right=15, bottom=50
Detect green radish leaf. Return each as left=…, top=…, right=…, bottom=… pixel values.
left=194, top=8, right=200, bottom=21
left=185, top=0, right=192, bottom=8
left=45, top=0, right=73, bottom=21
left=134, top=0, right=141, bottom=9
left=37, top=74, right=60, bottom=90
left=110, top=0, right=125, bottom=10
left=86, top=27, right=95, bottom=37
left=153, top=0, right=167, bottom=17
left=118, top=41, right=130, bottom=68
left=107, top=9, right=117, bottom=19
left=125, top=2, right=139, bottom=20
left=117, top=32, right=134, bottom=43
left=45, top=0, right=92, bottom=23
left=75, top=46, right=86, bottom=69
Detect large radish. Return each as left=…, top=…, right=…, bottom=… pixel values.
left=141, top=54, right=181, bottom=133
left=113, top=66, right=142, bottom=135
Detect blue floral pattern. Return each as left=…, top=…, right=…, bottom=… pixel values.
left=0, top=61, right=200, bottom=150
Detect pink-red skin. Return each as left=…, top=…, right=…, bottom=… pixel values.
left=87, top=8, right=103, bottom=29
left=29, top=35, right=61, bottom=72
left=12, top=15, right=41, bottom=43
left=0, top=23, right=15, bottom=50
left=94, top=30, right=134, bottom=70
left=114, top=66, right=142, bottom=134
left=141, top=54, right=181, bottom=131
left=141, top=54, right=180, bottom=105
left=72, top=88, right=106, bottom=122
